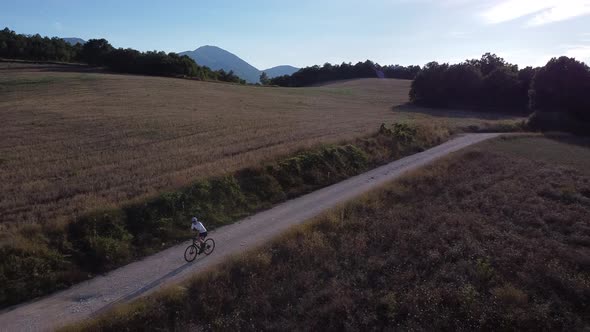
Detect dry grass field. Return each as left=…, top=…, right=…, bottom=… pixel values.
left=72, top=135, right=590, bottom=331
left=485, top=135, right=590, bottom=173
left=0, top=63, right=523, bottom=228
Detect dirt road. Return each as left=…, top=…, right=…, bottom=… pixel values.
left=0, top=133, right=499, bottom=331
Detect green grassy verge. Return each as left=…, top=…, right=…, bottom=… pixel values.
left=0, top=122, right=450, bottom=308
left=68, top=135, right=590, bottom=331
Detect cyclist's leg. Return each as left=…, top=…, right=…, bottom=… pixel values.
left=198, top=232, right=207, bottom=251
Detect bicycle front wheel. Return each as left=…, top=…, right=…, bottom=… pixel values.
left=203, top=238, right=215, bottom=255
left=184, top=245, right=198, bottom=262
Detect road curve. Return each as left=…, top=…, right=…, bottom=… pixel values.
left=0, top=133, right=500, bottom=332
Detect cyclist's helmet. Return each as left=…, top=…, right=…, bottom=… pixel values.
left=191, top=216, right=198, bottom=223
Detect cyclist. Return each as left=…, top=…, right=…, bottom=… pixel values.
left=191, top=216, right=208, bottom=253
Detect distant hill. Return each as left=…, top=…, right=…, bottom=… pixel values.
left=62, top=38, right=86, bottom=45
left=180, top=46, right=261, bottom=83
left=180, top=45, right=298, bottom=83
left=262, top=65, right=299, bottom=78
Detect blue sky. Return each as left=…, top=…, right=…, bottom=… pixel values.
left=2, top=0, right=589, bottom=69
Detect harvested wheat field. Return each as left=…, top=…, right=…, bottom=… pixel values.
left=0, top=62, right=521, bottom=227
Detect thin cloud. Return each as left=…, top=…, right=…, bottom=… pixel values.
left=481, top=0, right=590, bottom=26
left=528, top=2, right=590, bottom=26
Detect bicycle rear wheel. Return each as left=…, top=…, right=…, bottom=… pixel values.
left=184, top=244, right=198, bottom=262
left=203, top=238, right=215, bottom=255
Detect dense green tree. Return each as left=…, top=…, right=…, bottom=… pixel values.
left=382, top=65, right=421, bottom=80
left=528, top=57, right=590, bottom=133
left=467, top=53, right=516, bottom=76
left=259, top=72, right=270, bottom=85
left=444, top=63, right=483, bottom=106
left=81, top=39, right=113, bottom=66
left=409, top=62, right=450, bottom=107
left=108, top=48, right=140, bottom=72
left=269, top=74, right=291, bottom=87
left=217, top=69, right=246, bottom=84
left=481, top=67, right=521, bottom=109
left=530, top=57, right=590, bottom=119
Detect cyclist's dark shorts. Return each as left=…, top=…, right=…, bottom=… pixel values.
left=199, top=232, right=207, bottom=239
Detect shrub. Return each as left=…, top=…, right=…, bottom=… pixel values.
left=86, top=236, right=132, bottom=269
left=68, top=210, right=133, bottom=272
left=236, top=168, right=285, bottom=207
left=391, top=123, right=417, bottom=143
left=0, top=241, right=75, bottom=306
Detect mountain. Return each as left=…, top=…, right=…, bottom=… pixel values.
left=180, top=45, right=261, bottom=83
left=180, top=45, right=299, bottom=83
left=262, top=65, right=299, bottom=78
left=62, top=38, right=86, bottom=45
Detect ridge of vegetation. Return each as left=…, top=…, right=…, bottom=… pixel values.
left=0, top=123, right=450, bottom=308
left=0, top=27, right=245, bottom=83
left=269, top=60, right=421, bottom=87
left=66, top=135, right=590, bottom=331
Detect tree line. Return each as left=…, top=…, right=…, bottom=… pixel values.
left=0, top=27, right=245, bottom=83
left=81, top=38, right=245, bottom=83
left=410, top=53, right=590, bottom=134
left=0, top=27, right=80, bottom=62
left=410, top=53, right=533, bottom=113
left=269, top=60, right=421, bottom=87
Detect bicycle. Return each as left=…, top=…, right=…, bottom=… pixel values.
left=184, top=236, right=215, bottom=262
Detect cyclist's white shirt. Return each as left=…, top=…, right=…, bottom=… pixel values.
left=191, top=221, right=207, bottom=233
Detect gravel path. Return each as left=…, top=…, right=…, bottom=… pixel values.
left=0, top=133, right=499, bottom=331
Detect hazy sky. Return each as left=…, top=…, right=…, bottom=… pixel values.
left=2, top=0, right=589, bottom=69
